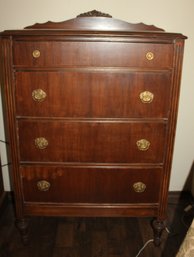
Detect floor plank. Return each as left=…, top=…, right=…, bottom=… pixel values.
left=0, top=193, right=193, bottom=257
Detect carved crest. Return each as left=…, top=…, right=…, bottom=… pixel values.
left=24, top=10, right=165, bottom=32
left=77, top=10, right=112, bottom=18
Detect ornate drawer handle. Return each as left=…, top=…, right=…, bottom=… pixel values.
left=136, top=139, right=150, bottom=151
left=35, top=137, right=48, bottom=149
left=37, top=180, right=51, bottom=191
left=133, top=182, right=146, bottom=193
left=32, top=49, right=41, bottom=58
left=140, top=91, right=154, bottom=103
left=146, top=52, right=154, bottom=60
left=32, top=89, right=47, bottom=102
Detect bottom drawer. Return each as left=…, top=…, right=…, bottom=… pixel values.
left=21, top=166, right=162, bottom=204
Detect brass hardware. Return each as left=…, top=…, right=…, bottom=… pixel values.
left=37, top=180, right=51, bottom=191
left=32, top=49, right=40, bottom=58
left=32, top=89, right=47, bottom=102
left=133, top=182, right=146, bottom=193
left=35, top=137, right=48, bottom=149
left=136, top=139, right=150, bottom=151
left=146, top=52, right=154, bottom=60
left=140, top=91, right=154, bottom=103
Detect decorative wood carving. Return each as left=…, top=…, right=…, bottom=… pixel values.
left=24, top=11, right=164, bottom=32
left=24, top=19, right=165, bottom=31
left=77, top=10, right=112, bottom=18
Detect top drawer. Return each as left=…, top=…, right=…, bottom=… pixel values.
left=13, top=41, right=173, bottom=68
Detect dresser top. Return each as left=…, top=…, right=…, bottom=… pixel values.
left=0, top=10, right=186, bottom=40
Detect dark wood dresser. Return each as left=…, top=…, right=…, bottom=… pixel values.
left=0, top=10, right=186, bottom=245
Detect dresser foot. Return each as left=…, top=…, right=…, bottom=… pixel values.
left=151, top=219, right=165, bottom=246
left=15, top=218, right=29, bottom=245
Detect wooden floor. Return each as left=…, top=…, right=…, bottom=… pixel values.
left=0, top=193, right=193, bottom=257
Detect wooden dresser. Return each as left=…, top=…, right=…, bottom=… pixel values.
left=0, top=10, right=186, bottom=245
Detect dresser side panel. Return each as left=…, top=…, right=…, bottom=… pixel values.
left=0, top=37, right=24, bottom=218
left=158, top=39, right=185, bottom=219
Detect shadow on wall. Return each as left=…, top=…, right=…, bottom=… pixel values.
left=183, top=160, right=194, bottom=196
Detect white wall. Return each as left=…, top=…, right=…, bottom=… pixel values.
left=0, top=0, right=194, bottom=191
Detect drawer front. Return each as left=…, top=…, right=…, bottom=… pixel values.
left=16, top=71, right=171, bottom=118
left=21, top=166, right=162, bottom=203
left=13, top=41, right=173, bottom=68
left=18, top=120, right=166, bottom=163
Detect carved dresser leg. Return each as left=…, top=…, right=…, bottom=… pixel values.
left=15, top=218, right=29, bottom=245
left=151, top=219, right=165, bottom=246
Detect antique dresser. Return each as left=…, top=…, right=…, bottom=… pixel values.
left=0, top=10, right=186, bottom=245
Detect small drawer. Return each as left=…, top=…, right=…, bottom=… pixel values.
left=15, top=71, right=171, bottom=118
left=18, top=120, right=166, bottom=163
left=21, top=166, right=162, bottom=204
left=13, top=41, right=173, bottom=68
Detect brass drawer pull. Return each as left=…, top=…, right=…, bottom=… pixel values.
left=35, top=137, right=48, bottom=149
left=136, top=139, right=150, bottom=151
left=133, top=182, right=146, bottom=193
left=140, top=91, right=154, bottom=103
left=37, top=180, right=51, bottom=191
left=146, top=52, right=154, bottom=60
left=32, top=49, right=41, bottom=58
left=32, top=89, right=47, bottom=102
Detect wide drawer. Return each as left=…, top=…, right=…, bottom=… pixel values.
left=18, top=120, right=166, bottom=163
left=13, top=41, right=173, bottom=68
left=21, top=166, right=162, bottom=203
left=15, top=71, right=171, bottom=118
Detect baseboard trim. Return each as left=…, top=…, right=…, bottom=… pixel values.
left=168, top=190, right=193, bottom=204
left=0, top=191, right=9, bottom=211
left=0, top=191, right=15, bottom=212
left=0, top=191, right=192, bottom=214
